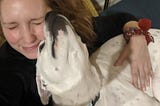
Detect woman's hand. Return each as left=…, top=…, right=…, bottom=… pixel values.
left=114, top=35, right=153, bottom=91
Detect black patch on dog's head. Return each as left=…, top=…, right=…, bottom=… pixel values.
left=45, top=11, right=69, bottom=37
left=45, top=11, right=69, bottom=58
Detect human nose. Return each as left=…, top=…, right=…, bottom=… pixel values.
left=20, top=24, right=36, bottom=43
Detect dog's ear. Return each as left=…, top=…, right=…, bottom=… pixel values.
left=36, top=74, right=51, bottom=105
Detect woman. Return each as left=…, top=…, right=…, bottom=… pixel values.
left=0, top=0, right=152, bottom=105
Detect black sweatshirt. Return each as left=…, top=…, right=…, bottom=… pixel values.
left=0, top=12, right=137, bottom=106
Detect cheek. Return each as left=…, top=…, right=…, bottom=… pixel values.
left=3, top=29, right=20, bottom=44
left=33, top=24, right=45, bottom=40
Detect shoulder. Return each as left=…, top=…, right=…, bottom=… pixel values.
left=0, top=42, right=46, bottom=106
left=0, top=42, right=36, bottom=81
left=0, top=42, right=23, bottom=59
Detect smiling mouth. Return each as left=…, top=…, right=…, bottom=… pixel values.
left=23, top=43, right=39, bottom=52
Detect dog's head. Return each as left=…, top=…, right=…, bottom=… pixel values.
left=36, top=11, right=100, bottom=105
left=37, top=11, right=90, bottom=83
left=38, top=11, right=76, bottom=58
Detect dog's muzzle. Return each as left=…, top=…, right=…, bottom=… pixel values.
left=36, top=11, right=101, bottom=106
left=39, top=11, right=75, bottom=58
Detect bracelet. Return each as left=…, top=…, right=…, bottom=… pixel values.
left=123, top=28, right=154, bottom=45
left=123, top=18, right=154, bottom=45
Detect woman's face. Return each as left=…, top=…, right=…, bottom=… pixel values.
left=0, top=0, right=51, bottom=59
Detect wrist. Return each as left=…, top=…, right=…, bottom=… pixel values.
left=123, top=18, right=154, bottom=45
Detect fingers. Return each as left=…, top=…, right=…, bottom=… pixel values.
left=131, top=63, right=139, bottom=89
left=139, top=66, right=147, bottom=91
left=131, top=61, right=153, bottom=91
left=144, top=64, right=152, bottom=86
left=147, top=61, right=154, bottom=78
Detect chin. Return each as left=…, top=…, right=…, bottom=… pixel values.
left=22, top=48, right=38, bottom=59
left=23, top=52, right=38, bottom=60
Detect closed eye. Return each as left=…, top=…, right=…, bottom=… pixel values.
left=33, top=21, right=43, bottom=25
left=2, top=22, right=18, bottom=30
left=5, top=24, right=18, bottom=30
left=8, top=26, right=17, bottom=30
left=31, top=17, right=45, bottom=25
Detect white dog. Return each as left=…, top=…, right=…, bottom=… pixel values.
left=36, top=11, right=160, bottom=106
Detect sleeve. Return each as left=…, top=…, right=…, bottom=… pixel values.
left=0, top=72, right=24, bottom=106
left=92, top=12, right=138, bottom=49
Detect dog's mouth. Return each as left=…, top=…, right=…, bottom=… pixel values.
left=39, top=11, right=74, bottom=58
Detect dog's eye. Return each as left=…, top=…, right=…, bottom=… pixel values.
left=39, top=42, right=45, bottom=53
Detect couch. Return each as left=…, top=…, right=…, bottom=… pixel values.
left=101, top=0, right=160, bottom=28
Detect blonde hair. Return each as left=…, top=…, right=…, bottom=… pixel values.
left=0, top=0, right=97, bottom=48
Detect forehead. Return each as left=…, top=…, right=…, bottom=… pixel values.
left=0, top=0, right=49, bottom=21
